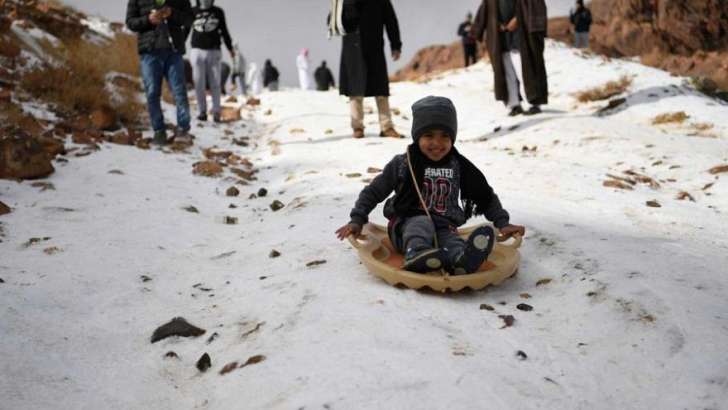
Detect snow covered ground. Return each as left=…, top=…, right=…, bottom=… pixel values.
left=2, top=41, right=728, bottom=410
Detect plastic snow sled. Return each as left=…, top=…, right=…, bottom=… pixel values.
left=348, top=223, right=522, bottom=292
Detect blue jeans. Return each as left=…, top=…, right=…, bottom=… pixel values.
left=140, top=49, right=191, bottom=132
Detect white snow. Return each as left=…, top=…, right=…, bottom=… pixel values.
left=1, top=41, right=728, bottom=410
left=10, top=19, right=61, bottom=62
left=81, top=16, right=115, bottom=39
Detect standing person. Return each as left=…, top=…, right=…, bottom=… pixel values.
left=247, top=62, right=263, bottom=95
left=570, top=0, right=592, bottom=49
left=231, top=42, right=247, bottom=97
left=190, top=0, right=234, bottom=123
left=263, top=59, right=280, bottom=91
left=339, top=0, right=402, bottom=139
left=457, top=12, right=478, bottom=67
left=126, top=0, right=193, bottom=145
left=296, top=48, right=312, bottom=90
left=515, top=0, right=548, bottom=115
left=314, top=60, right=336, bottom=91
left=473, top=0, right=526, bottom=116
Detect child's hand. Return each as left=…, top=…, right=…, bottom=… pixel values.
left=335, top=223, right=362, bottom=241
left=499, top=224, right=526, bottom=240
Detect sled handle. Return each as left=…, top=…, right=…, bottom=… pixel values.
left=347, top=234, right=370, bottom=250
left=498, top=234, right=523, bottom=249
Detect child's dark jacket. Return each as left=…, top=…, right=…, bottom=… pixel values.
left=349, top=151, right=510, bottom=229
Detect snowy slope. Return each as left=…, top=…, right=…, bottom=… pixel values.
left=2, top=41, right=728, bottom=410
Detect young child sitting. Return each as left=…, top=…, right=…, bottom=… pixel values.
left=336, top=96, right=525, bottom=274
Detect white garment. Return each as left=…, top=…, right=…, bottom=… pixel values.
left=296, top=54, right=311, bottom=90
left=502, top=50, right=525, bottom=108
left=247, top=62, right=262, bottom=95
left=191, top=48, right=222, bottom=115
left=232, top=44, right=247, bottom=96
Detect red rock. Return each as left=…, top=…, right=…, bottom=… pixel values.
left=90, top=106, right=119, bottom=131
left=0, top=135, right=54, bottom=180
left=220, top=106, right=241, bottom=122
left=107, top=130, right=140, bottom=145
left=193, top=161, right=224, bottom=177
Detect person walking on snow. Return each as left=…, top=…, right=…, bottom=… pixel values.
left=231, top=42, right=247, bottom=96
left=263, top=59, right=280, bottom=91
left=457, top=12, right=478, bottom=67
left=297, top=48, right=312, bottom=90
left=190, top=0, right=234, bottom=123
left=514, top=0, right=549, bottom=114
left=126, top=0, right=193, bottom=145
left=570, top=0, right=592, bottom=49
left=314, top=60, right=336, bottom=91
left=338, top=0, right=403, bottom=139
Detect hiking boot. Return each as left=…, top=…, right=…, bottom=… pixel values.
left=353, top=128, right=365, bottom=139
left=379, top=128, right=403, bottom=138
left=197, top=113, right=207, bottom=121
left=403, top=248, right=446, bottom=273
left=151, top=130, right=168, bottom=146
left=525, top=105, right=542, bottom=115
left=173, top=128, right=195, bottom=144
left=508, top=105, right=524, bottom=117
left=449, top=226, right=496, bottom=275
left=213, top=114, right=222, bottom=123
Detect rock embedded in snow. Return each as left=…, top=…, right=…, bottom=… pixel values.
left=0, top=135, right=55, bottom=180
left=182, top=206, right=199, bottom=214
left=150, top=317, right=206, bottom=344
left=164, top=351, right=178, bottom=359
left=90, top=106, right=119, bottom=131
left=0, top=201, right=10, bottom=215
left=516, top=350, right=528, bottom=360
left=226, top=186, right=240, bottom=197
left=269, top=249, right=281, bottom=258
left=192, top=161, right=224, bottom=178
left=306, top=260, right=326, bottom=268
left=498, top=315, right=515, bottom=329
left=257, top=188, right=268, bottom=197
left=196, top=353, right=211, bottom=372
left=646, top=200, right=662, bottom=208
left=269, top=200, right=284, bottom=211
left=708, top=164, right=728, bottom=175
left=517, top=303, right=534, bottom=312
left=479, top=304, right=495, bottom=311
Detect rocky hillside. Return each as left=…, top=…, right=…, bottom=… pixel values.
left=394, top=0, right=728, bottom=92
left=0, top=0, right=144, bottom=184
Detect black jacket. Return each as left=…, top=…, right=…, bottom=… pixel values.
left=570, top=7, right=592, bottom=33
left=126, top=0, right=193, bottom=55
left=190, top=6, right=233, bottom=51
left=457, top=21, right=476, bottom=45
left=314, top=65, right=336, bottom=91
left=263, top=64, right=279, bottom=86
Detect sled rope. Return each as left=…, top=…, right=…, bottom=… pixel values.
left=406, top=149, right=449, bottom=278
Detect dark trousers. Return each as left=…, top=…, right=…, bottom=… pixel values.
left=463, top=43, right=478, bottom=67
left=389, top=215, right=466, bottom=263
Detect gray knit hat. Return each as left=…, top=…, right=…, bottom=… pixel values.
left=411, top=96, right=458, bottom=142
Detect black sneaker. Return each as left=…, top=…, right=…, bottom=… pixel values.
left=173, top=128, right=195, bottom=143
left=213, top=114, right=222, bottom=123
left=450, top=226, right=495, bottom=274
left=151, top=130, right=168, bottom=146
left=403, top=248, right=446, bottom=273
left=197, top=113, right=207, bottom=121
left=525, top=105, right=542, bottom=115
left=508, top=106, right=524, bottom=116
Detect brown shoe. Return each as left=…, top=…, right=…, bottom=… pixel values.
left=353, top=128, right=364, bottom=139
left=379, top=128, right=402, bottom=138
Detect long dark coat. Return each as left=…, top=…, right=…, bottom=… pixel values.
left=516, top=0, right=549, bottom=105
left=474, top=0, right=549, bottom=106
left=339, top=0, right=402, bottom=97
left=473, top=0, right=511, bottom=105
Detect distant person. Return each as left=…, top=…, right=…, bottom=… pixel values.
left=570, top=0, right=592, bottom=49
left=296, top=48, right=312, bottom=90
left=190, top=0, right=234, bottom=123
left=457, top=12, right=478, bottom=67
left=263, top=59, right=280, bottom=91
left=247, top=62, right=263, bottom=95
left=125, top=0, right=193, bottom=145
left=338, top=0, right=402, bottom=139
left=314, top=60, right=336, bottom=91
left=231, top=42, right=247, bottom=96
left=515, top=0, right=549, bottom=114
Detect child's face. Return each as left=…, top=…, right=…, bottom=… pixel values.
left=418, top=129, right=453, bottom=161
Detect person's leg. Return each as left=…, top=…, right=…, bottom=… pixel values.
left=463, top=44, right=469, bottom=67
left=238, top=70, right=247, bottom=96
left=139, top=52, right=165, bottom=133
left=207, top=49, right=223, bottom=118
left=191, top=49, right=208, bottom=118
left=165, top=51, right=191, bottom=132
left=502, top=51, right=521, bottom=110
left=350, top=96, right=364, bottom=132
left=401, top=216, right=445, bottom=272
left=582, top=32, right=590, bottom=49
left=375, top=96, right=394, bottom=133
left=450, top=225, right=496, bottom=274
left=437, top=225, right=466, bottom=269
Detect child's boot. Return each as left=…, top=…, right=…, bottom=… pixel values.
left=403, top=247, right=446, bottom=273
left=450, top=226, right=495, bottom=275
